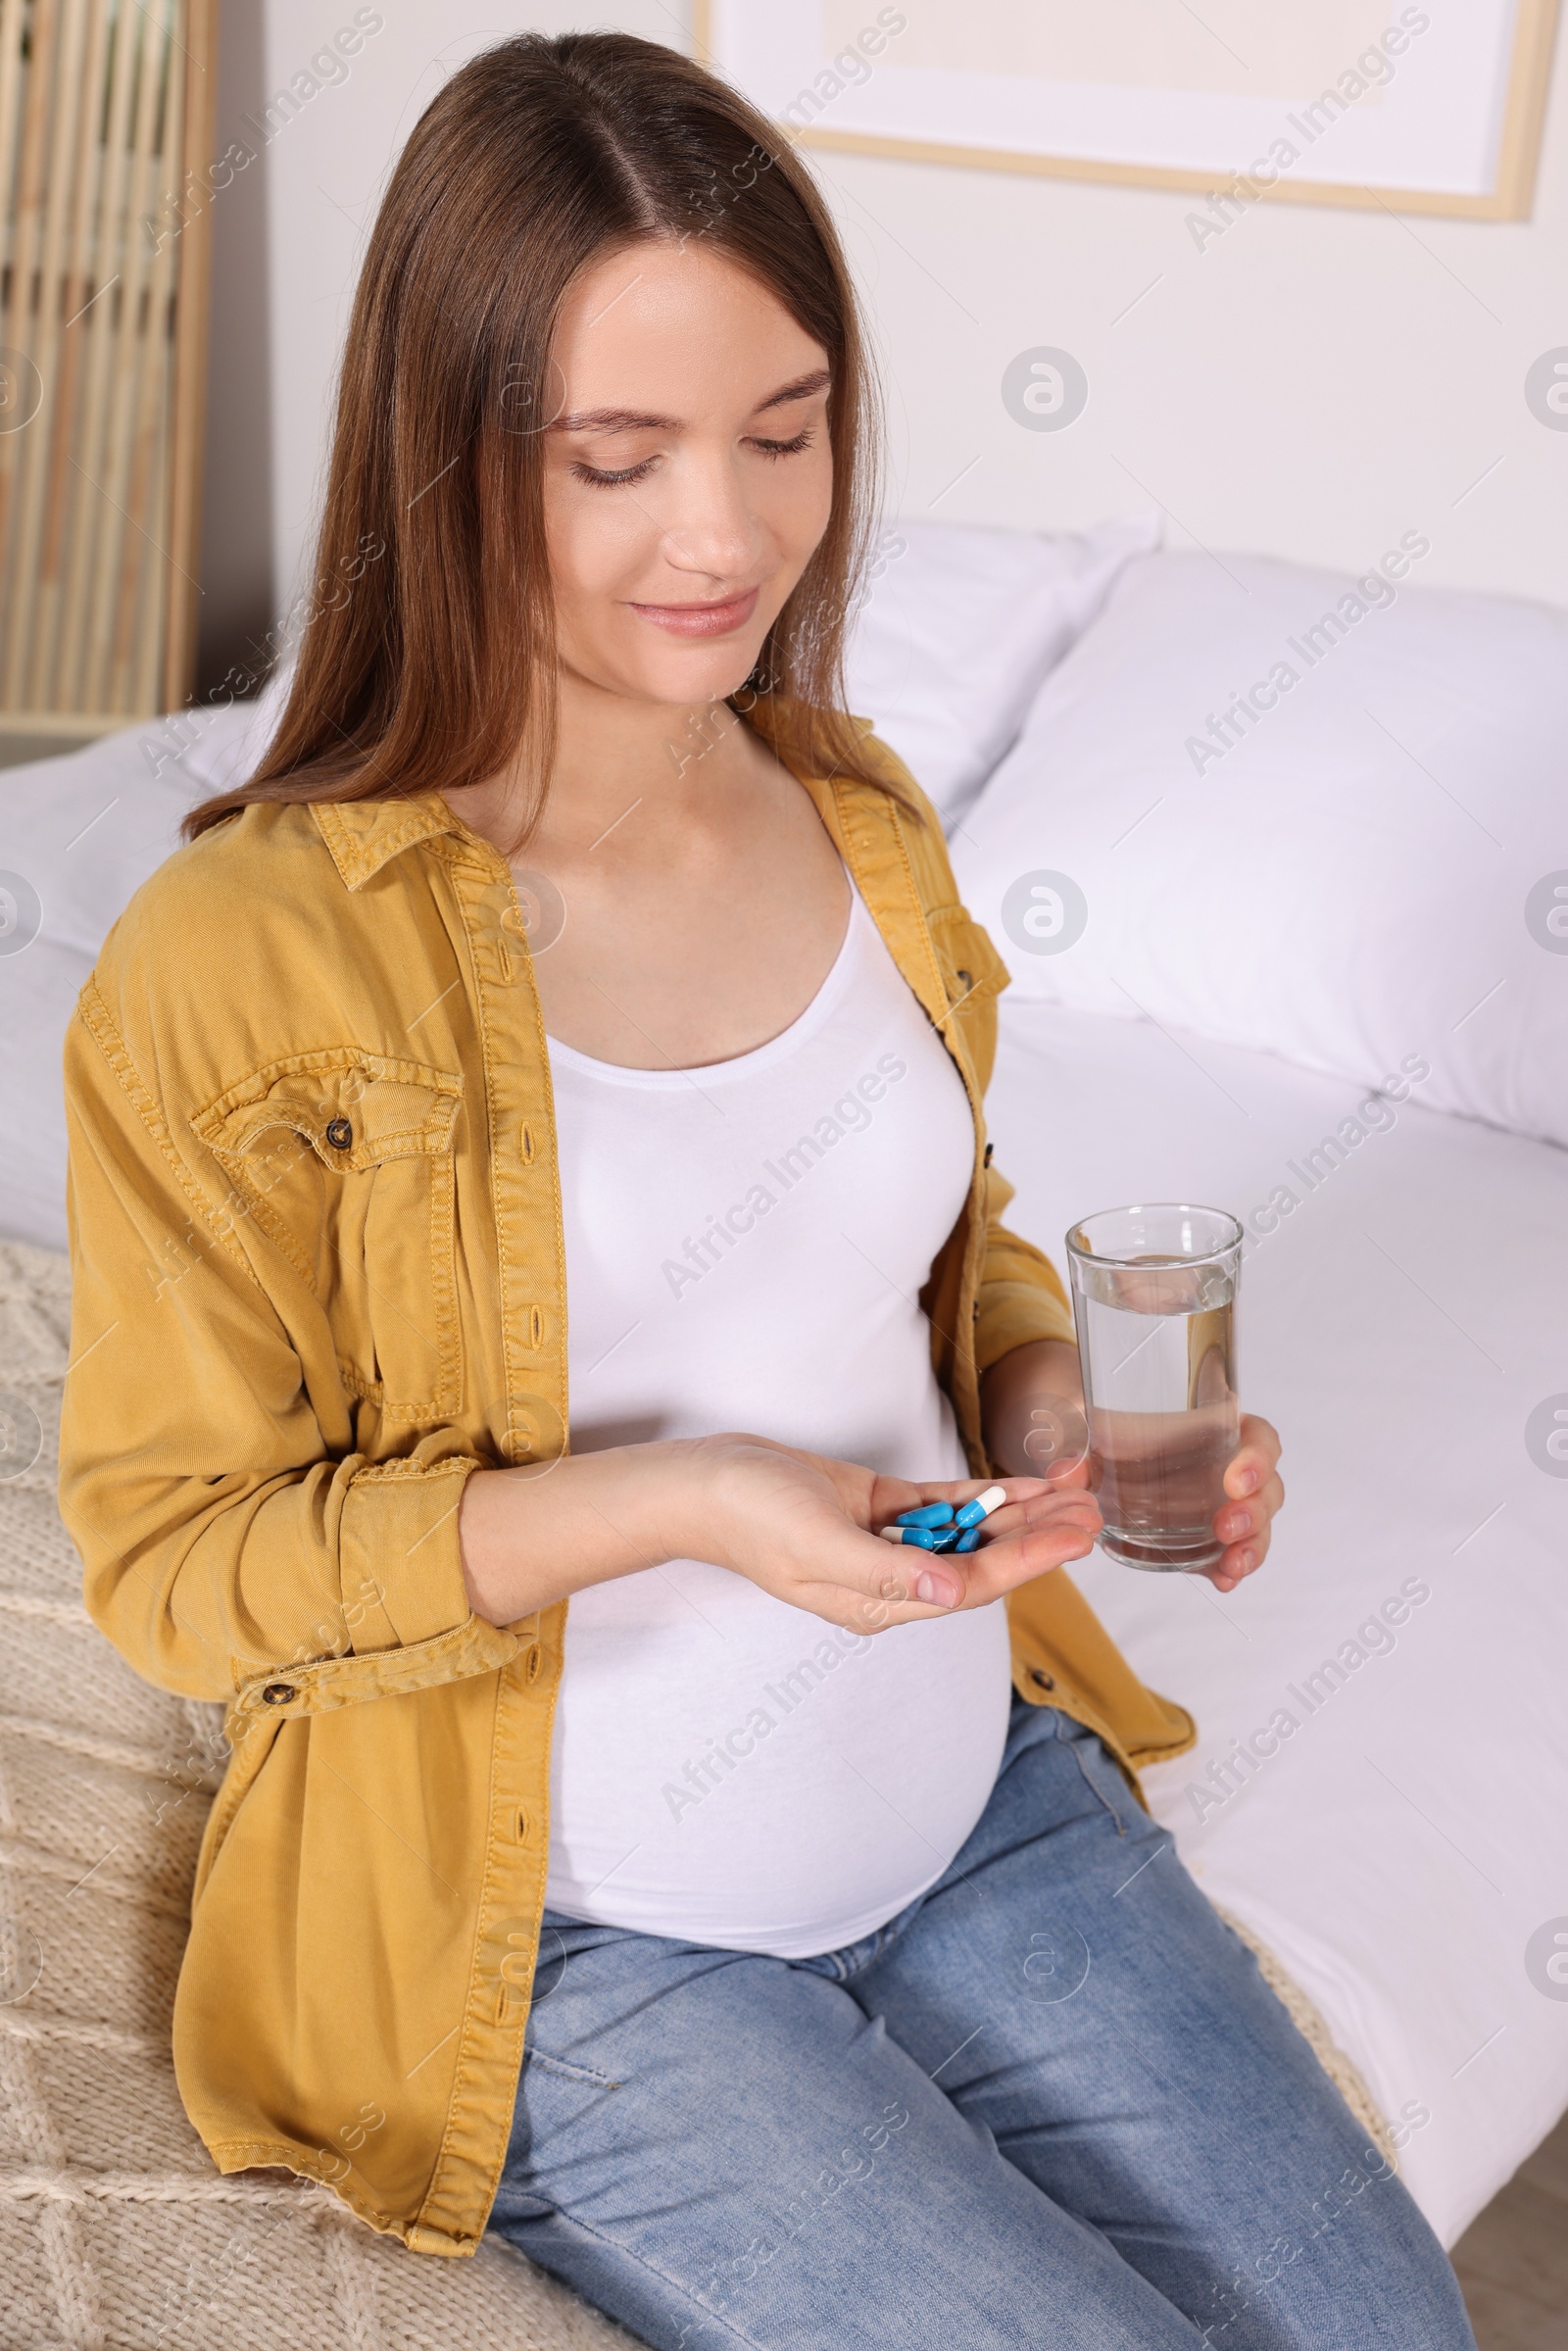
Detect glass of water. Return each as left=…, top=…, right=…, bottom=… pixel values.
left=1065, top=1203, right=1243, bottom=1573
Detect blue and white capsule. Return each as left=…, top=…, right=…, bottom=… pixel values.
left=878, top=1523, right=942, bottom=1548
left=954, top=1484, right=1008, bottom=1530
left=895, top=1502, right=956, bottom=1530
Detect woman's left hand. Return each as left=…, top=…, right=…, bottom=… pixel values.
left=1028, top=1411, right=1284, bottom=1594
left=980, top=1339, right=1285, bottom=1594
left=1204, top=1414, right=1285, bottom=1592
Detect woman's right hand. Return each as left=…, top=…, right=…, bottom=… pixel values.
left=459, top=1431, right=1102, bottom=1635
left=678, top=1435, right=1102, bottom=1633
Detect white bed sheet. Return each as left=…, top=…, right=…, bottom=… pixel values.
left=986, top=998, right=1568, bottom=2247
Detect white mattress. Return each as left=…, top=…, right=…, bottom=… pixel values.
left=987, top=998, right=1568, bottom=2247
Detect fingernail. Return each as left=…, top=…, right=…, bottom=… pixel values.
left=1235, top=1467, right=1258, bottom=1494
left=1236, top=1548, right=1256, bottom=1573
left=1226, top=1509, right=1253, bottom=1538
left=915, top=1571, right=959, bottom=1607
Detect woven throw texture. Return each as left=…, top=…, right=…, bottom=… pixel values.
left=0, top=1239, right=1391, bottom=2347
left=0, top=1241, right=638, bottom=2351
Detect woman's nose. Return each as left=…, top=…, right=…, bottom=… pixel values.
left=657, top=452, right=767, bottom=581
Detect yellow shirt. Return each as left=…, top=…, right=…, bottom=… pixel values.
left=59, top=720, right=1194, bottom=2255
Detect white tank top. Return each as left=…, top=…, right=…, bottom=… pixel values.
left=542, top=881, right=1013, bottom=1957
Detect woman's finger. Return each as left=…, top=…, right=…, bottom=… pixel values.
left=880, top=1474, right=1057, bottom=1514
left=1224, top=1415, right=1282, bottom=1499
left=960, top=1514, right=1101, bottom=1597
left=979, top=1487, right=1102, bottom=1543
left=803, top=1492, right=1102, bottom=1631
left=1212, top=1468, right=1285, bottom=1551
left=1200, top=1533, right=1267, bottom=1592
left=813, top=1534, right=1089, bottom=1632
left=870, top=1488, right=1101, bottom=1601
left=1201, top=1500, right=1279, bottom=1591
left=858, top=1473, right=1060, bottom=1545
left=797, top=1550, right=969, bottom=1631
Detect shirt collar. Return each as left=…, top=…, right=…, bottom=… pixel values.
left=311, top=792, right=491, bottom=891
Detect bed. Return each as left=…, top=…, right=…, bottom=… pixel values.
left=987, top=994, right=1568, bottom=2246
left=935, top=524, right=1568, bottom=2246
left=0, top=513, right=1562, bottom=2342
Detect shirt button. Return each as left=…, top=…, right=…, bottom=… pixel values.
left=325, top=1118, right=353, bottom=1151
left=1030, top=1668, right=1055, bottom=1691
left=262, top=1682, right=297, bottom=1705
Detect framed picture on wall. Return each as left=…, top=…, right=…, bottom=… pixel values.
left=693, top=0, right=1561, bottom=219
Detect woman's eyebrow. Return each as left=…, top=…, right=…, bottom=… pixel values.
left=753, top=367, right=832, bottom=415
left=552, top=402, right=680, bottom=435
left=552, top=367, right=832, bottom=437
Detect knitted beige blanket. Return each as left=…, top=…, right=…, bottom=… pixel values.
left=0, top=1243, right=637, bottom=2350
left=0, top=1240, right=1388, bottom=2349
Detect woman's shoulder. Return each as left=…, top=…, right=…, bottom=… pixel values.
left=843, top=718, right=936, bottom=816
left=92, top=800, right=334, bottom=987
left=103, top=790, right=463, bottom=966
left=834, top=721, right=964, bottom=913
left=83, top=796, right=450, bottom=1074
left=74, top=793, right=466, bottom=1135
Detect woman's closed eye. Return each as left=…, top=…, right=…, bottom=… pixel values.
left=570, top=456, right=663, bottom=488
left=570, top=425, right=816, bottom=489
left=749, top=425, right=816, bottom=461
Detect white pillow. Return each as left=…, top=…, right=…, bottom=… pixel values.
left=844, top=510, right=1161, bottom=828
left=952, top=548, right=1568, bottom=1150
left=0, top=697, right=275, bottom=1252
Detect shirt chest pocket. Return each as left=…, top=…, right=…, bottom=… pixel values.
left=193, top=1051, right=464, bottom=1422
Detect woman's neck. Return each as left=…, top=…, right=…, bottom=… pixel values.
left=449, top=667, right=772, bottom=863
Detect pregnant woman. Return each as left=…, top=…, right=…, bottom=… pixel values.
left=60, top=32, right=1474, bottom=2351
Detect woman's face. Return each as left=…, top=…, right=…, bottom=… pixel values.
left=539, top=237, right=835, bottom=713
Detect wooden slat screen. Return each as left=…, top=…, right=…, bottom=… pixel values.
left=0, top=0, right=215, bottom=730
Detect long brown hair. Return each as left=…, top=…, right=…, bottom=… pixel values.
left=185, top=30, right=898, bottom=844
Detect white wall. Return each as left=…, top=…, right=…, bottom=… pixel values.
left=201, top=0, right=1568, bottom=666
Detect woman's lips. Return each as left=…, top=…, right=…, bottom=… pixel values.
left=627, top=585, right=760, bottom=637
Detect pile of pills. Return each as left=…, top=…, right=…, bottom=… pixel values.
left=877, top=1485, right=1007, bottom=1556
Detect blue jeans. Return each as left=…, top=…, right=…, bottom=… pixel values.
left=488, top=1696, right=1475, bottom=2350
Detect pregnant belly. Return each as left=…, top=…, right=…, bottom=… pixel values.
left=543, top=1562, right=1015, bottom=1960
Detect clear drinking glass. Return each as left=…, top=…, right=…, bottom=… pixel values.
left=1065, top=1203, right=1243, bottom=1573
